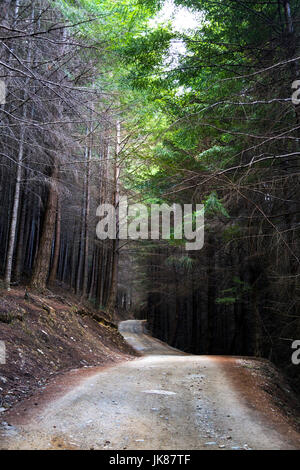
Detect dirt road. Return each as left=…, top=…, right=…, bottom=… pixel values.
left=0, top=320, right=299, bottom=450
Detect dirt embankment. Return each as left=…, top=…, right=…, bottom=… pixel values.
left=214, top=357, right=300, bottom=434
left=0, top=287, right=137, bottom=412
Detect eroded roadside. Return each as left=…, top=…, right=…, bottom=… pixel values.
left=0, top=288, right=137, bottom=413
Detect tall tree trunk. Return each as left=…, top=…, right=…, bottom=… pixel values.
left=106, top=120, right=121, bottom=319
left=14, top=182, right=27, bottom=283
left=76, top=192, right=85, bottom=294
left=4, top=2, right=35, bottom=289
left=30, top=165, right=59, bottom=290
left=82, top=139, right=91, bottom=297
left=4, top=111, right=27, bottom=290
left=49, top=196, right=61, bottom=283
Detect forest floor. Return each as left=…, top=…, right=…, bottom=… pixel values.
left=0, top=319, right=300, bottom=450
left=0, top=287, right=138, bottom=413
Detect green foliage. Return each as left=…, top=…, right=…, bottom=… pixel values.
left=196, top=145, right=235, bottom=171
left=204, top=192, right=229, bottom=218
left=222, top=225, right=242, bottom=242
left=215, top=296, right=236, bottom=305
left=216, top=276, right=251, bottom=305
left=165, top=255, right=195, bottom=271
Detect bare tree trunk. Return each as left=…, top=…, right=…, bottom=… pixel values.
left=76, top=188, right=85, bottom=294
left=106, top=120, right=121, bottom=319
left=70, top=222, right=78, bottom=289
left=82, top=138, right=92, bottom=297
left=14, top=181, right=27, bottom=282
left=88, top=246, right=97, bottom=301
left=49, top=196, right=61, bottom=283
left=30, top=165, right=59, bottom=290
left=4, top=111, right=27, bottom=290
left=4, top=1, right=34, bottom=289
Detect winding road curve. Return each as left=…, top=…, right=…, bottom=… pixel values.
left=1, top=319, right=300, bottom=450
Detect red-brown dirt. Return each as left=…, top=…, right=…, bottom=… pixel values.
left=0, top=287, right=137, bottom=413
left=213, top=356, right=300, bottom=436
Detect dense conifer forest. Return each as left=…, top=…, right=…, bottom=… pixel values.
left=0, top=0, right=299, bottom=392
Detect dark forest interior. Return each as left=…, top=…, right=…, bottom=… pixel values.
left=0, top=0, right=299, bottom=398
